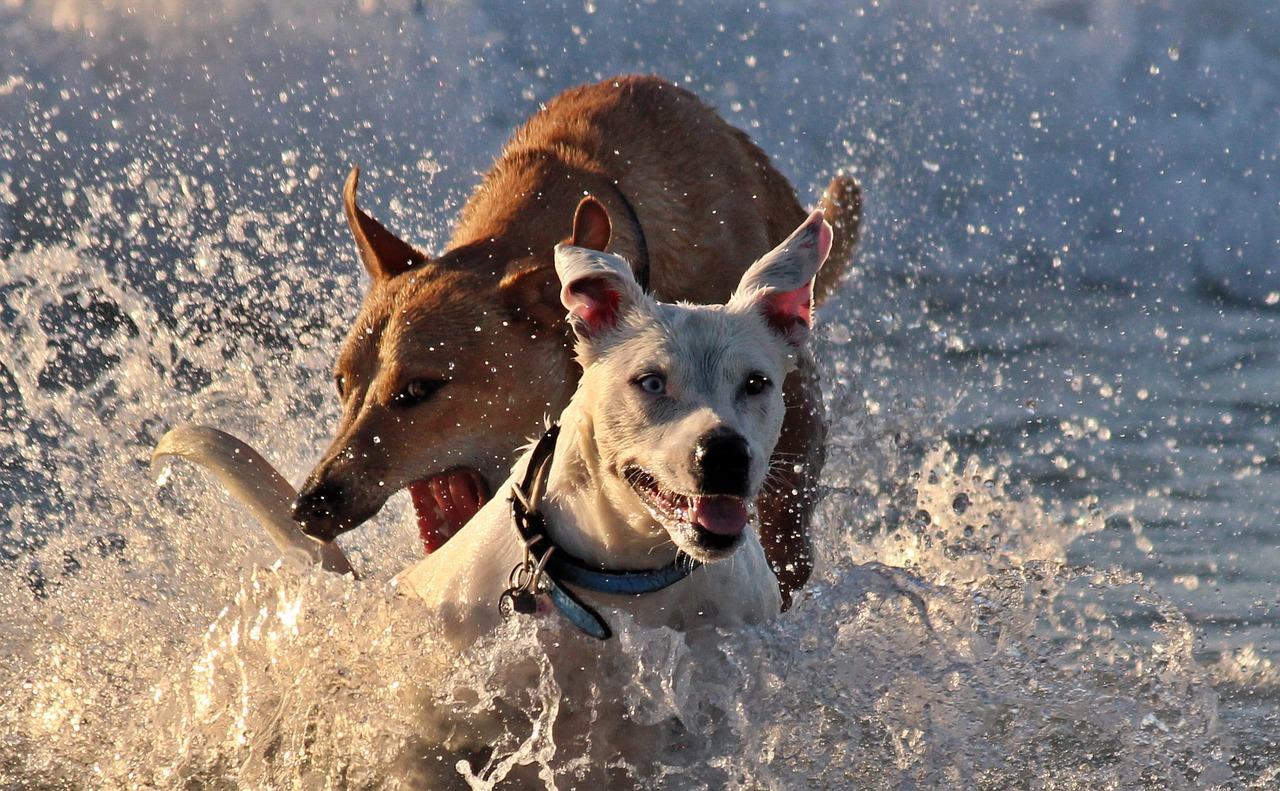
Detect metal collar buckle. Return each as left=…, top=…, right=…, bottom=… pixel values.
left=499, top=424, right=700, bottom=641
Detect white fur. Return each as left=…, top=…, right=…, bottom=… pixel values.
left=395, top=211, right=831, bottom=650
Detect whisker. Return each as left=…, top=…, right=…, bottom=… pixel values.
left=762, top=469, right=792, bottom=491
left=647, top=538, right=679, bottom=558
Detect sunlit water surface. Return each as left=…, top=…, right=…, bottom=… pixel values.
left=2, top=1, right=1277, bottom=788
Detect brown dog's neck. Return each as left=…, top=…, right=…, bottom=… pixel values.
left=448, top=150, right=649, bottom=287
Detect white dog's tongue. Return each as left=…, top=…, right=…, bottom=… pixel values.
left=691, top=495, right=749, bottom=536
left=409, top=470, right=488, bottom=553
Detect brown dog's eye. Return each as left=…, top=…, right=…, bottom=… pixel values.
left=334, top=374, right=347, bottom=398
left=394, top=378, right=446, bottom=408
left=742, top=373, right=771, bottom=397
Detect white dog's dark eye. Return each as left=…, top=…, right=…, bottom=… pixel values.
left=394, top=378, right=446, bottom=407
left=636, top=374, right=666, bottom=395
left=743, top=373, right=771, bottom=396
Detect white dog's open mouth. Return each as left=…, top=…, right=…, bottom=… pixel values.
left=624, top=466, right=749, bottom=555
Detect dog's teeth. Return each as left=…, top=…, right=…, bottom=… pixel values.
left=411, top=469, right=489, bottom=553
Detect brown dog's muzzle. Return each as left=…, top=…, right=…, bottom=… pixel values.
left=293, top=466, right=491, bottom=551
left=292, top=478, right=372, bottom=541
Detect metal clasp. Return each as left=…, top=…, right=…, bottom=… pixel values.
left=498, top=534, right=555, bottom=618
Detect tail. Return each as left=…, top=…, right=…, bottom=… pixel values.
left=152, top=424, right=355, bottom=576
left=812, top=174, right=863, bottom=306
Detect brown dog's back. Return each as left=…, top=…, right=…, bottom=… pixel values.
left=457, top=76, right=816, bottom=302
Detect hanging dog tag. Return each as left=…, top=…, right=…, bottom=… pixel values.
left=499, top=587, right=538, bottom=618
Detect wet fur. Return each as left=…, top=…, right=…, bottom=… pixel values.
left=297, top=75, right=862, bottom=603
left=395, top=211, right=832, bottom=648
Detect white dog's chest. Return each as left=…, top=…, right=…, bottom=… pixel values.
left=394, top=494, right=780, bottom=648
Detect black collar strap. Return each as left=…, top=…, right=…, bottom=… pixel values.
left=505, top=424, right=702, bottom=639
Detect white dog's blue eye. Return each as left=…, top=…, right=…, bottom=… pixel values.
left=636, top=374, right=666, bottom=395
left=743, top=373, right=771, bottom=396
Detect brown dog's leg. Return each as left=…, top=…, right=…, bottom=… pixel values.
left=757, top=353, right=826, bottom=609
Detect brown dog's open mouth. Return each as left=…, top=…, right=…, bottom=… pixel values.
left=408, top=469, right=490, bottom=552
left=624, top=466, right=749, bottom=553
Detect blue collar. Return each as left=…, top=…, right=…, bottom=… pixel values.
left=501, top=424, right=701, bottom=639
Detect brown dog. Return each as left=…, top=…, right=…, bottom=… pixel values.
left=293, top=75, right=861, bottom=604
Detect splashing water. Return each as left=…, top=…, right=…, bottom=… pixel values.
left=0, top=240, right=1235, bottom=787
left=4, top=0, right=1279, bottom=787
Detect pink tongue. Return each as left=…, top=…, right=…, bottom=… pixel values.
left=409, top=470, right=489, bottom=553
left=692, top=496, right=749, bottom=536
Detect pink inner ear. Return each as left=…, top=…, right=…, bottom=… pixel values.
left=567, top=276, right=622, bottom=333
left=763, top=284, right=813, bottom=338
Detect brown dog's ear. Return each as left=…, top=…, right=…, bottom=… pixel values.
left=569, top=196, right=612, bottom=252
left=812, top=174, right=862, bottom=306
left=343, top=166, right=428, bottom=280
left=499, top=262, right=566, bottom=330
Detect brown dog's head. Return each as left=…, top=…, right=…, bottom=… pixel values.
left=293, top=168, right=610, bottom=544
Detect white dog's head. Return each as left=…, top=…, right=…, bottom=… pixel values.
left=552, top=211, right=831, bottom=563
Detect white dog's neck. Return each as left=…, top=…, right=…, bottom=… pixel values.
left=536, top=403, right=681, bottom=572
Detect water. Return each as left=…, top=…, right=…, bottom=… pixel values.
left=2, top=0, right=1277, bottom=787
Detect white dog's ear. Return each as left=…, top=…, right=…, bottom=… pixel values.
left=554, top=243, right=645, bottom=337
left=729, top=210, right=832, bottom=347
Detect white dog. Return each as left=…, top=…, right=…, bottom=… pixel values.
left=395, top=208, right=831, bottom=648
left=149, top=208, right=830, bottom=785
left=153, top=207, right=831, bottom=650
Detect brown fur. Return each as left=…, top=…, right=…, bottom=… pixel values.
left=294, top=75, right=861, bottom=605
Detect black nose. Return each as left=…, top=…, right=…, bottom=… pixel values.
left=292, top=481, right=348, bottom=540
left=693, top=428, right=752, bottom=497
